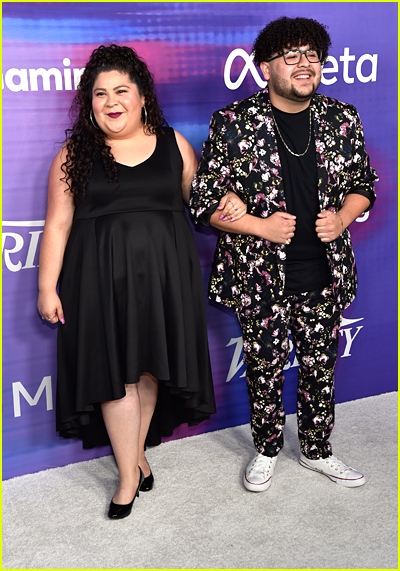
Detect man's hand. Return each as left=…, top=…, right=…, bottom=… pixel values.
left=315, top=211, right=342, bottom=242
left=261, top=211, right=296, bottom=244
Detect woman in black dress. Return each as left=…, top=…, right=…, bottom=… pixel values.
left=38, top=44, right=244, bottom=519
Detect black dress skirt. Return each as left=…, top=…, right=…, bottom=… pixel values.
left=56, top=127, right=216, bottom=448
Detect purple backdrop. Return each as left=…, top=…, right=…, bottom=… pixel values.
left=2, top=2, right=397, bottom=480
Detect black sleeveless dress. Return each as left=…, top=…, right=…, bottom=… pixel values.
left=56, top=128, right=216, bottom=448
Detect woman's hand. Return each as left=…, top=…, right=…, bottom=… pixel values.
left=217, top=191, right=247, bottom=222
left=38, top=290, right=65, bottom=324
left=37, top=146, right=74, bottom=326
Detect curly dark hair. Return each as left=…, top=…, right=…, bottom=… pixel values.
left=62, top=44, right=168, bottom=198
left=252, top=16, right=331, bottom=67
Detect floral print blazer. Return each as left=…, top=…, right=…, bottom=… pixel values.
left=189, top=87, right=378, bottom=312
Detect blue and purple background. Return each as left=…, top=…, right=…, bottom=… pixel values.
left=2, top=2, right=397, bottom=480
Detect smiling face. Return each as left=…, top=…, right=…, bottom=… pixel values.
left=91, top=70, right=145, bottom=138
left=260, top=45, right=321, bottom=112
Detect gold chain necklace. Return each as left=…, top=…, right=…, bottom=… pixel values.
left=270, top=105, right=312, bottom=157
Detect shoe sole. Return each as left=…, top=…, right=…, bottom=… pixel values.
left=243, top=473, right=273, bottom=492
left=299, top=458, right=366, bottom=487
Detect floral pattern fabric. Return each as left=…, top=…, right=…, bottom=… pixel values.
left=239, top=287, right=341, bottom=459
left=189, top=87, right=378, bottom=312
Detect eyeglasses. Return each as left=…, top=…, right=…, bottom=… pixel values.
left=267, top=48, right=322, bottom=65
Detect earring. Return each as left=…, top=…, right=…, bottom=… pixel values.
left=90, top=110, right=100, bottom=130
left=142, top=105, right=148, bottom=125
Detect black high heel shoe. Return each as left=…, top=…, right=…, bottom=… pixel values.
left=108, top=467, right=144, bottom=520
left=139, top=471, right=154, bottom=492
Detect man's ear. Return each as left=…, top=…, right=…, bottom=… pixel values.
left=259, top=62, right=270, bottom=81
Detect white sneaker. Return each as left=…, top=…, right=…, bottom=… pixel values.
left=243, top=453, right=278, bottom=492
left=299, top=453, right=366, bottom=487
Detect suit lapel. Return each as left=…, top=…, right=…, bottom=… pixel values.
left=253, top=89, right=287, bottom=210
left=311, top=96, right=331, bottom=212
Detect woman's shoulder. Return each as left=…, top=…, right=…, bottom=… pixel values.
left=157, top=126, right=185, bottom=153
left=171, top=130, right=194, bottom=155
left=156, top=125, right=174, bottom=140
left=155, top=127, right=195, bottom=167
left=50, top=144, right=68, bottom=172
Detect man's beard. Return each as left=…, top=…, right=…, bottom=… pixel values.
left=269, top=72, right=321, bottom=103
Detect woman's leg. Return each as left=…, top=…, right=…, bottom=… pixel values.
left=101, top=384, right=141, bottom=504
left=138, top=372, right=158, bottom=476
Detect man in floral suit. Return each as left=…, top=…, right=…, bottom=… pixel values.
left=190, top=16, right=377, bottom=491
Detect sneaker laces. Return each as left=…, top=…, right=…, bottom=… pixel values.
left=248, top=455, right=275, bottom=477
left=325, top=455, right=353, bottom=474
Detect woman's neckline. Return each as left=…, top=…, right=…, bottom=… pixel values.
left=114, top=135, right=158, bottom=169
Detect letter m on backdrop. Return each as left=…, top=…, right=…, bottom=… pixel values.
left=12, top=376, right=53, bottom=417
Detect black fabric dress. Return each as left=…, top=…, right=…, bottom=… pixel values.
left=56, top=127, right=216, bottom=448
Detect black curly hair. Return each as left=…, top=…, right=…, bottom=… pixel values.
left=62, top=44, right=168, bottom=198
left=252, top=16, right=331, bottom=67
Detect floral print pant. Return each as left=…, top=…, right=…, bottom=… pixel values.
left=236, top=288, right=342, bottom=460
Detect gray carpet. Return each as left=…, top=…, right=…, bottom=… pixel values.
left=2, top=392, right=397, bottom=569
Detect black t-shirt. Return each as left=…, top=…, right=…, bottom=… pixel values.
left=272, top=104, right=331, bottom=295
